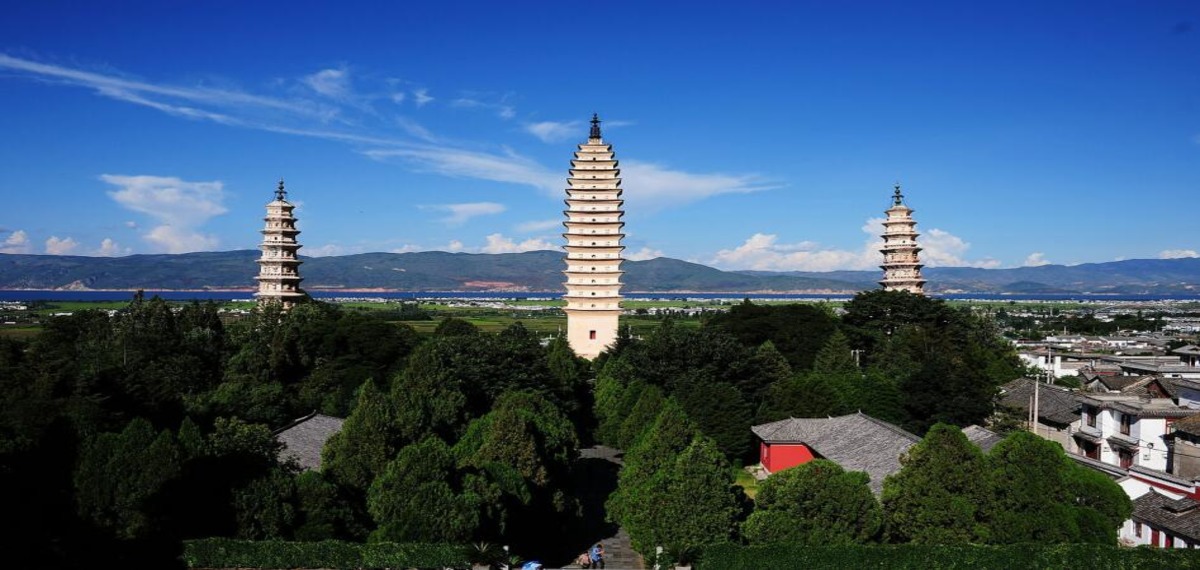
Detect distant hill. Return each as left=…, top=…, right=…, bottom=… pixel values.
left=2, top=251, right=1198, bottom=294
left=738, top=257, right=1200, bottom=295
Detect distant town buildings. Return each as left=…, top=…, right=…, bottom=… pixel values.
left=562, top=115, right=625, bottom=359
left=255, top=179, right=306, bottom=309
left=879, top=184, right=926, bottom=294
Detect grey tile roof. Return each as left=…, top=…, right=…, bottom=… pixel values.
left=1067, top=453, right=1127, bottom=479
left=1095, top=375, right=1144, bottom=391
left=962, top=425, right=1004, bottom=453
left=751, top=412, right=920, bottom=495
left=998, top=377, right=1080, bottom=426
left=274, top=412, right=345, bottom=471
left=1172, top=414, right=1200, bottom=437
left=1132, top=490, right=1200, bottom=542
left=1173, top=345, right=1200, bottom=357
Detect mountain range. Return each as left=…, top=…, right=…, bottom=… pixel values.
left=1, top=251, right=1199, bottom=295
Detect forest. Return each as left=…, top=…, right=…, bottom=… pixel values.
left=0, top=290, right=1134, bottom=568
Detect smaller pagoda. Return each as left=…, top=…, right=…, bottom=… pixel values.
left=255, top=179, right=305, bottom=309
left=879, top=183, right=926, bottom=294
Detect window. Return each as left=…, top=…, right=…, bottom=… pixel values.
left=1120, top=414, right=1132, bottom=435
left=1086, top=407, right=1096, bottom=428
left=1136, top=522, right=1142, bottom=538
left=589, top=330, right=596, bottom=340
left=1119, top=449, right=1133, bottom=469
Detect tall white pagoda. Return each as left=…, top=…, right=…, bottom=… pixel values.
left=562, top=114, right=625, bottom=359
left=255, top=179, right=306, bottom=309
left=879, top=183, right=926, bottom=294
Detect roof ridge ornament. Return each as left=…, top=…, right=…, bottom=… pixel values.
left=892, top=182, right=904, bottom=206
left=275, top=178, right=287, bottom=202
left=589, top=113, right=602, bottom=140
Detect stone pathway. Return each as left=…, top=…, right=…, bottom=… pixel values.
left=553, top=446, right=645, bottom=570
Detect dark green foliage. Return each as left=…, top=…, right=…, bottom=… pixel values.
left=73, top=417, right=182, bottom=540
left=617, top=384, right=664, bottom=449
left=367, top=437, right=479, bottom=543
left=742, top=459, right=882, bottom=545
left=607, top=399, right=699, bottom=540
left=433, top=316, right=479, bottom=337
left=706, top=300, right=839, bottom=370
left=984, top=431, right=1130, bottom=545
left=621, top=437, right=741, bottom=557
left=756, top=374, right=846, bottom=422
left=882, top=424, right=988, bottom=543
left=697, top=543, right=1200, bottom=570
left=293, top=471, right=366, bottom=542
left=674, top=379, right=754, bottom=462
left=453, top=391, right=578, bottom=490
left=843, top=290, right=1022, bottom=433
left=183, top=538, right=468, bottom=569
left=322, top=381, right=399, bottom=493
left=233, top=469, right=298, bottom=540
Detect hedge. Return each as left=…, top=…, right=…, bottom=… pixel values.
left=183, top=538, right=469, bottom=569
left=698, top=543, right=1200, bottom=570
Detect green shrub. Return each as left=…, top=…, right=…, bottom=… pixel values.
left=183, top=538, right=468, bottom=569
left=697, top=543, right=1200, bottom=570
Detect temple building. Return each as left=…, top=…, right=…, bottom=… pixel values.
left=562, top=114, right=625, bottom=359
left=255, top=179, right=306, bottom=309
left=879, top=183, right=926, bottom=294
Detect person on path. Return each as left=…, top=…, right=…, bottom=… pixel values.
left=576, top=551, right=592, bottom=568
left=590, top=543, right=605, bottom=569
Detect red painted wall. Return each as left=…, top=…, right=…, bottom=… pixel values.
left=761, top=442, right=815, bottom=473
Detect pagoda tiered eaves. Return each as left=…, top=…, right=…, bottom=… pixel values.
left=255, top=179, right=305, bottom=309
left=879, top=184, right=926, bottom=294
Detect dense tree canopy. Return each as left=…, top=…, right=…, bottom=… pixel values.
left=742, top=459, right=882, bottom=546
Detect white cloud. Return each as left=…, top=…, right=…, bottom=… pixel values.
left=45, top=236, right=79, bottom=255
left=481, top=233, right=558, bottom=254
left=0, top=229, right=32, bottom=254
left=364, top=146, right=561, bottom=192
left=711, top=233, right=876, bottom=272
left=101, top=174, right=227, bottom=253
left=627, top=246, right=665, bottom=261
left=95, top=238, right=129, bottom=257
left=920, top=228, right=1001, bottom=268
left=413, top=88, right=433, bottom=107
left=622, top=160, right=777, bottom=211
left=124, top=220, right=138, bottom=229
left=524, top=120, right=580, bottom=143
left=421, top=202, right=506, bottom=226
left=302, top=67, right=351, bottom=99
left=306, top=244, right=347, bottom=257
left=708, top=219, right=996, bottom=271
left=390, top=92, right=406, bottom=104
left=1159, top=249, right=1199, bottom=259
left=1023, top=252, right=1051, bottom=267
left=450, top=96, right=515, bottom=119
left=516, top=219, right=561, bottom=233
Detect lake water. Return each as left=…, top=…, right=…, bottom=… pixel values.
left=3, top=290, right=1199, bottom=303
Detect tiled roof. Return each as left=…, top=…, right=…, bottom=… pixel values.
left=751, top=413, right=920, bottom=495
left=962, top=425, right=1004, bottom=453
left=1173, top=344, right=1200, bottom=357
left=998, top=377, right=1080, bottom=426
left=1132, top=490, right=1200, bottom=542
left=1095, top=375, right=1144, bottom=391
left=1172, top=414, right=1200, bottom=437
left=274, top=412, right=345, bottom=471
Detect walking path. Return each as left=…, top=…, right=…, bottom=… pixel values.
left=554, top=446, right=645, bottom=570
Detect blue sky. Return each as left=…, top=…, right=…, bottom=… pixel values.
left=2, top=1, right=1198, bottom=271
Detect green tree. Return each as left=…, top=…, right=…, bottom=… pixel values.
left=706, top=301, right=839, bottom=370
left=368, top=437, right=479, bottom=543
left=617, top=384, right=665, bottom=450
left=73, top=417, right=182, bottom=540
left=608, top=399, right=698, bottom=528
left=742, top=459, right=882, bottom=545
left=322, top=381, right=398, bottom=493
left=625, top=436, right=741, bottom=557
left=881, top=423, right=989, bottom=543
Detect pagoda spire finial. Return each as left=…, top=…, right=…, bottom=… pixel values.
left=276, top=178, right=287, bottom=201
left=892, top=182, right=904, bottom=206
left=589, top=113, right=602, bottom=140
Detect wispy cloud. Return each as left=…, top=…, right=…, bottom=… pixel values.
left=421, top=202, right=506, bottom=226
left=101, top=174, right=227, bottom=253
left=622, top=160, right=778, bottom=211
left=481, top=233, right=557, bottom=253
left=0, top=229, right=32, bottom=254
left=1023, top=252, right=1051, bottom=266
left=451, top=93, right=515, bottom=119
left=302, top=67, right=351, bottom=100
left=413, top=88, right=433, bottom=107
left=516, top=219, right=561, bottom=233
left=45, top=236, right=79, bottom=255
left=627, top=246, right=665, bottom=261
left=363, top=146, right=561, bottom=192
left=1159, top=249, right=1198, bottom=259
left=524, top=120, right=581, bottom=143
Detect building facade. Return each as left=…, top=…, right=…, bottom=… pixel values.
left=879, top=184, right=926, bottom=294
left=562, top=115, right=625, bottom=359
left=255, top=179, right=305, bottom=309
